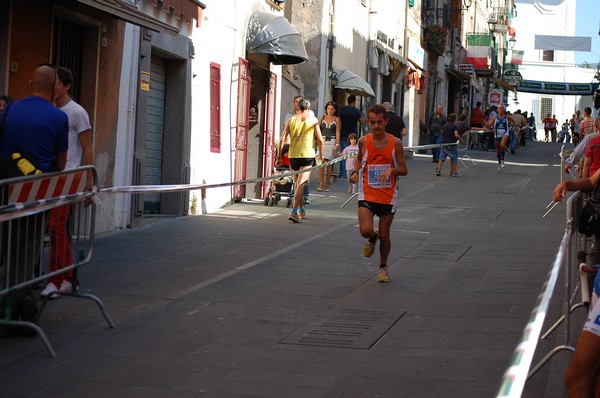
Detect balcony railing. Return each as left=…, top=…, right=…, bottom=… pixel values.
left=488, top=7, right=510, bottom=34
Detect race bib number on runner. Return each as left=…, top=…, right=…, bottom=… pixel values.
left=367, top=164, right=391, bottom=188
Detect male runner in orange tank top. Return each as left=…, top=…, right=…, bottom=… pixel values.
left=349, top=104, right=408, bottom=283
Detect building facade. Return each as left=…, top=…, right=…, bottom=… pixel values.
left=11, top=0, right=581, bottom=233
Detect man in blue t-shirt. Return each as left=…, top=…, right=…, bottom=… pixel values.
left=2, top=65, right=68, bottom=172
left=338, top=95, right=365, bottom=178
left=0, top=64, right=68, bottom=325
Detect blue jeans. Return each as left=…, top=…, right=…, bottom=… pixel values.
left=439, top=145, right=459, bottom=164
left=430, top=134, right=441, bottom=161
left=509, top=132, right=518, bottom=151
left=338, top=138, right=348, bottom=178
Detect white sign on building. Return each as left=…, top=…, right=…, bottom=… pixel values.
left=488, top=89, right=504, bottom=106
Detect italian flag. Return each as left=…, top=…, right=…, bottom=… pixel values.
left=466, top=34, right=491, bottom=69
left=510, top=50, right=524, bottom=65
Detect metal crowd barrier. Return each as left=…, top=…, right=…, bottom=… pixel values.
left=0, top=166, right=114, bottom=357
left=496, top=190, right=588, bottom=397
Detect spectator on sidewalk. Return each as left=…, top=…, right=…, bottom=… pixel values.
left=572, top=110, right=582, bottom=145
left=527, top=113, right=537, bottom=142
left=341, top=133, right=358, bottom=193
left=470, top=101, right=485, bottom=128
left=580, top=107, right=595, bottom=139
left=349, top=104, right=408, bottom=283
left=553, top=167, right=600, bottom=397
left=594, top=88, right=600, bottom=119
left=41, top=66, right=94, bottom=299
left=0, top=64, right=68, bottom=321
left=426, top=104, right=446, bottom=163
left=382, top=102, right=406, bottom=139
left=318, top=101, right=341, bottom=192
left=565, top=118, right=600, bottom=177
left=435, top=113, right=466, bottom=177
left=510, top=109, right=527, bottom=153
left=338, top=95, right=365, bottom=179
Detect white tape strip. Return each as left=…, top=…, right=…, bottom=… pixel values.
left=98, top=141, right=459, bottom=195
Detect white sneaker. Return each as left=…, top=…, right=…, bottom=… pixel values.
left=59, top=280, right=76, bottom=293
left=40, top=283, right=59, bottom=299
left=497, top=165, right=501, bottom=172
left=501, top=160, right=505, bottom=168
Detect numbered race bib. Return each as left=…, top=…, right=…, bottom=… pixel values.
left=495, top=124, right=508, bottom=138
left=367, top=164, right=391, bottom=188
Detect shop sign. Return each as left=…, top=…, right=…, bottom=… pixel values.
left=488, top=88, right=503, bottom=106
left=458, top=64, right=474, bottom=76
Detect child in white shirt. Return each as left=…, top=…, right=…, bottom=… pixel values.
left=341, top=133, right=359, bottom=193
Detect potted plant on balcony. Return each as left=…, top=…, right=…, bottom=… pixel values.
left=425, top=25, right=447, bottom=56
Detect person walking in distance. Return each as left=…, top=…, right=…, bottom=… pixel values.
left=349, top=104, right=408, bottom=283
left=41, top=66, right=94, bottom=298
left=485, top=104, right=516, bottom=171
left=338, top=95, right=365, bottom=178
left=278, top=98, right=324, bottom=223
left=427, top=105, right=446, bottom=163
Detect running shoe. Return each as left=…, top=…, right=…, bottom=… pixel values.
left=377, top=267, right=390, bottom=283
left=41, top=283, right=60, bottom=299
left=288, top=212, right=300, bottom=223
left=497, top=165, right=501, bottom=172
left=298, top=209, right=306, bottom=219
left=501, top=160, right=505, bottom=168
left=435, top=169, right=441, bottom=176
left=363, top=230, right=378, bottom=257
left=451, top=172, right=460, bottom=177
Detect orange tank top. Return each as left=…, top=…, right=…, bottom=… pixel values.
left=358, top=133, right=398, bottom=205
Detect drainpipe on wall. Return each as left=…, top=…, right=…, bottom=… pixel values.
left=114, top=23, right=141, bottom=229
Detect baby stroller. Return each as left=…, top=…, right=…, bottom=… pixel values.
left=264, top=144, right=294, bottom=207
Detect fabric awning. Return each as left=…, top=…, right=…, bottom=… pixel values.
left=332, top=68, right=375, bottom=97
left=446, top=68, right=470, bottom=81
left=247, top=12, right=308, bottom=65
left=77, top=0, right=180, bottom=33
left=491, top=77, right=517, bottom=93
left=386, top=49, right=411, bottom=69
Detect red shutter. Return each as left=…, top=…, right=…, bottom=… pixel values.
left=260, top=72, right=277, bottom=198
left=210, top=63, right=221, bottom=153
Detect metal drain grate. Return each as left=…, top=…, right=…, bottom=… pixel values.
left=281, top=308, right=405, bottom=349
left=403, top=243, right=471, bottom=261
